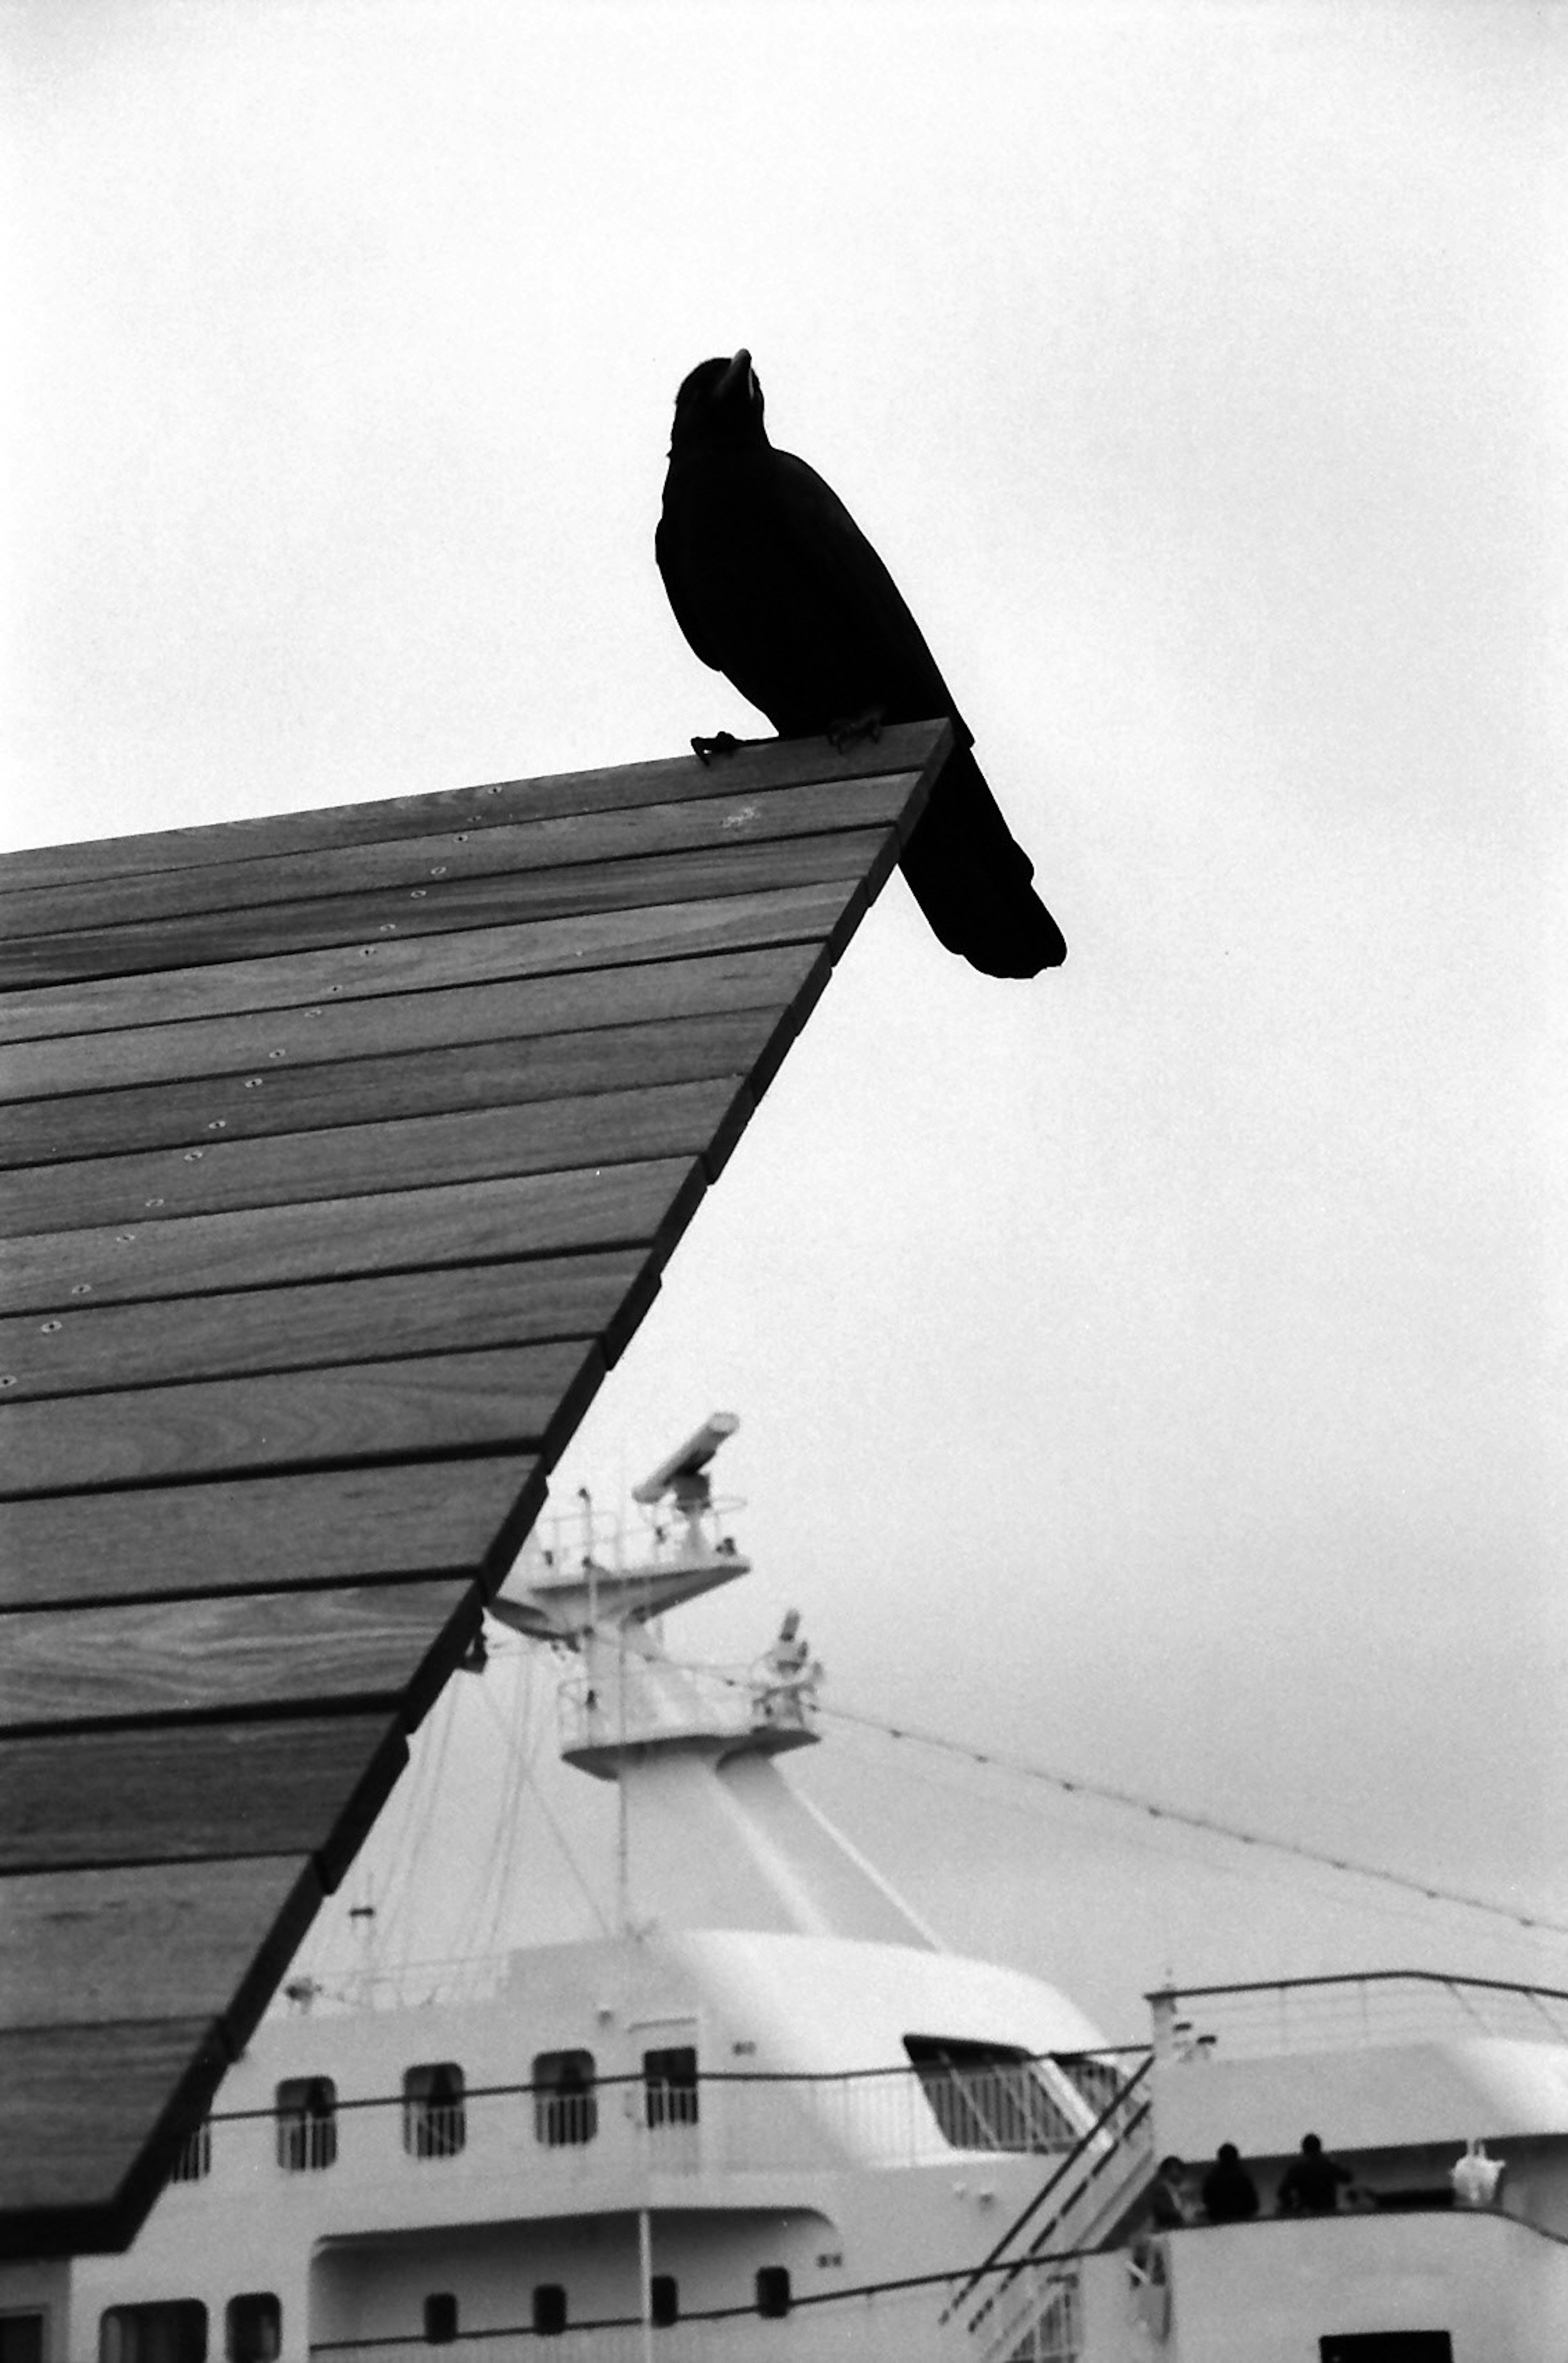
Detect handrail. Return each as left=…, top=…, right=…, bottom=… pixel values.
left=939, top=2050, right=1154, bottom=2323
left=1148, top=1967, right=1568, bottom=2008
left=198, top=2044, right=1142, bottom=2125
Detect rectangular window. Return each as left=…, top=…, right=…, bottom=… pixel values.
left=422, top=2297, right=457, bottom=2347
left=532, top=2051, right=596, bottom=2147
left=1320, top=2341, right=1453, bottom=2363
left=274, top=2077, right=337, bottom=2171
left=904, top=2036, right=1076, bottom=2151
left=99, top=2304, right=207, bottom=2363
left=755, top=2267, right=791, bottom=2320
left=643, top=2046, right=699, bottom=2129
left=531, top=2287, right=567, bottom=2337
left=0, top=2317, right=45, bottom=2363
left=168, top=2122, right=211, bottom=2184
left=224, top=2298, right=279, bottom=2363
left=649, top=2277, right=679, bottom=2329
left=403, top=2063, right=466, bottom=2159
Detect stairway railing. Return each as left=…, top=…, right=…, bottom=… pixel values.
left=941, top=2049, right=1155, bottom=2345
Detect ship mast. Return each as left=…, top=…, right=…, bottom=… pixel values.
left=490, top=1413, right=935, bottom=1949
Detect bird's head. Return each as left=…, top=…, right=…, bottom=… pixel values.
left=668, top=349, right=768, bottom=453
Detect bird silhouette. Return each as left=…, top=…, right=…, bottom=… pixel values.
left=655, top=350, right=1066, bottom=978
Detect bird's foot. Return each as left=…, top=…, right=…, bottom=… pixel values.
left=691, top=730, right=764, bottom=766
left=826, top=706, right=885, bottom=753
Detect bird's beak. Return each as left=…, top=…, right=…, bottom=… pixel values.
left=717, top=348, right=753, bottom=401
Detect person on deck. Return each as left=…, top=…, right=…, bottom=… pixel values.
left=1149, top=2155, right=1192, bottom=2229
left=1201, top=2143, right=1260, bottom=2222
left=1277, top=2131, right=1355, bottom=2214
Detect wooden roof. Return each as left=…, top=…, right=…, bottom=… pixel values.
left=0, top=719, right=950, bottom=2260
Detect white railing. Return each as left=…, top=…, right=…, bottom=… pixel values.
left=1150, top=1970, right=1568, bottom=2061
left=978, top=2262, right=1082, bottom=2363
left=311, top=2273, right=992, bottom=2362
left=557, top=1656, right=817, bottom=1761
left=945, top=2056, right=1154, bottom=2354
left=179, top=2057, right=1124, bottom=2195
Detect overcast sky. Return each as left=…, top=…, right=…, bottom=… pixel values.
left=5, top=0, right=1564, bottom=2036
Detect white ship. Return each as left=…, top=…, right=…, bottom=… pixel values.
left=7, top=1416, right=1568, bottom=2363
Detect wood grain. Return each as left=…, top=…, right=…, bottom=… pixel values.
left=0, top=720, right=948, bottom=893
left=0, top=823, right=899, bottom=990
left=0, top=1157, right=705, bottom=1315
left=0, top=1249, right=657, bottom=1401
left=0, top=1007, right=785, bottom=1169
left=0, top=772, right=919, bottom=951
left=0, top=1454, right=543, bottom=1609
left=0, top=1077, right=753, bottom=1239
left=0, top=877, right=862, bottom=1045
left=0, top=1710, right=409, bottom=1879
left=0, top=1579, right=480, bottom=1733
left=0, top=1341, right=604, bottom=1495
left=0, top=2016, right=229, bottom=2248
left=0, top=1855, right=321, bottom=2035
left=0, top=940, right=822, bottom=1103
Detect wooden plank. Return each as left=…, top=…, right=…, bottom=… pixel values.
left=0, top=939, right=822, bottom=1104
left=0, top=1249, right=658, bottom=1401
left=0, top=771, right=921, bottom=946
left=0, top=1077, right=753, bottom=1239
left=0, top=1855, right=322, bottom=2036
left=0, top=823, right=898, bottom=990
left=0, top=2016, right=229, bottom=2252
left=0, top=720, right=949, bottom=893
left=0, top=1156, right=705, bottom=1315
left=0, top=1579, right=480, bottom=1734
left=0, top=877, right=863, bottom=1045
left=0, top=1454, right=543, bottom=1610
left=0, top=1006, right=784, bottom=1171
left=0, top=1340, right=604, bottom=1496
left=0, top=1710, right=409, bottom=1879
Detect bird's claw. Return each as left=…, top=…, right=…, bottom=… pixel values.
left=827, top=706, right=885, bottom=753
left=692, top=731, right=743, bottom=766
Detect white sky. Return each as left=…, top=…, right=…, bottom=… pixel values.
left=4, top=0, right=1565, bottom=2035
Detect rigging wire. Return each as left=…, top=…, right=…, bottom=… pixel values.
left=808, top=1696, right=1568, bottom=1945
left=817, top=1718, right=1568, bottom=1967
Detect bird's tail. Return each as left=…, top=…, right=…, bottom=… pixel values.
left=900, top=745, right=1067, bottom=978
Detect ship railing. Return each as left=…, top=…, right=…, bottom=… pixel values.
left=166, top=2051, right=1140, bottom=2192
left=941, top=2051, right=1156, bottom=2347
left=557, top=1656, right=817, bottom=1757
left=1148, top=1968, right=1568, bottom=2061
left=508, top=1494, right=746, bottom=1586
left=308, top=2249, right=1096, bottom=2361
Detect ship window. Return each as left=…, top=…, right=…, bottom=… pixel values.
left=99, top=2304, right=207, bottom=2363
left=224, top=2297, right=279, bottom=2363
left=650, top=2276, right=679, bottom=2328
left=1319, top=2341, right=1453, bottom=2362
left=168, top=2120, right=211, bottom=2183
left=403, top=2062, right=466, bottom=2158
left=0, top=2317, right=45, bottom=2363
left=904, top=2036, right=1076, bottom=2151
left=531, top=2287, right=568, bottom=2337
left=422, top=2296, right=458, bottom=2346
left=274, top=2076, right=337, bottom=2171
left=755, top=2267, right=791, bottom=2319
left=643, top=2045, right=699, bottom=2127
left=1055, top=2051, right=1124, bottom=2120
left=533, top=2050, right=597, bottom=2147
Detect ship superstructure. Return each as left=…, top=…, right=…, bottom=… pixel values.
left=7, top=1418, right=1568, bottom=2361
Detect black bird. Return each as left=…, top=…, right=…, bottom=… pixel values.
left=655, top=350, right=1066, bottom=978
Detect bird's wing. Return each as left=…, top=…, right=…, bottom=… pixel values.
left=655, top=504, right=730, bottom=674
left=738, top=452, right=962, bottom=727
left=658, top=448, right=964, bottom=738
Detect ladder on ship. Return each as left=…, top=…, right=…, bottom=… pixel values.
left=940, top=2049, right=1156, bottom=2362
